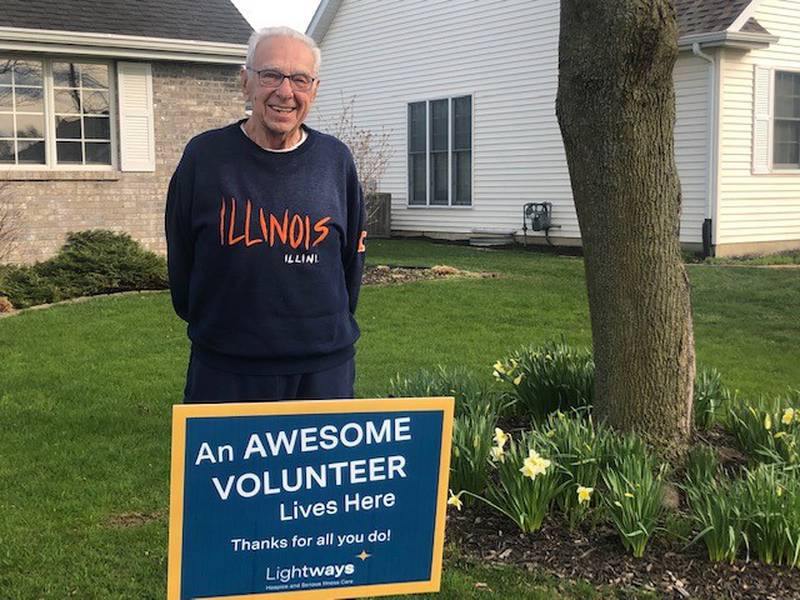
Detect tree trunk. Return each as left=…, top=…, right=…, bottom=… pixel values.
left=556, top=0, right=695, bottom=459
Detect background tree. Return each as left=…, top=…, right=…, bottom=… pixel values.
left=556, top=0, right=695, bottom=459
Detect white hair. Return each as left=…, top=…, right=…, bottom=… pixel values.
left=245, top=26, right=321, bottom=75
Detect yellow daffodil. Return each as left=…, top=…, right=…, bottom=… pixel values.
left=513, top=373, right=524, bottom=386
left=577, top=486, right=593, bottom=505
left=775, top=431, right=787, bottom=439
left=765, top=413, right=773, bottom=431
left=783, top=408, right=795, bottom=425
left=493, top=427, right=509, bottom=449
left=493, top=361, right=506, bottom=375
left=623, top=492, right=634, bottom=498
left=447, top=490, right=464, bottom=511
left=520, top=449, right=551, bottom=480
left=490, top=445, right=506, bottom=463
left=510, top=358, right=518, bottom=369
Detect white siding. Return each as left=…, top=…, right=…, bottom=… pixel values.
left=717, top=0, right=800, bottom=245
left=310, top=0, right=708, bottom=244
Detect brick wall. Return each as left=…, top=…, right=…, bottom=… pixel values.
left=0, top=61, right=244, bottom=264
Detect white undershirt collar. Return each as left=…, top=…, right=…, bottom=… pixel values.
left=241, top=123, right=308, bottom=152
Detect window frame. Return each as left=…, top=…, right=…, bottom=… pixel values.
left=772, top=68, right=800, bottom=171
left=0, top=55, right=117, bottom=171
left=406, top=94, right=473, bottom=208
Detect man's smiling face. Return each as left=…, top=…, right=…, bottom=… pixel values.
left=242, top=36, right=318, bottom=148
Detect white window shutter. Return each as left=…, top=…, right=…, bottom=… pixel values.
left=752, top=65, right=772, bottom=174
left=117, top=62, right=155, bottom=172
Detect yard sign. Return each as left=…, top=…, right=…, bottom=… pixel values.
left=167, top=397, right=454, bottom=599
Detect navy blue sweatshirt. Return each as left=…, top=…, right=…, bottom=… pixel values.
left=165, top=121, right=366, bottom=375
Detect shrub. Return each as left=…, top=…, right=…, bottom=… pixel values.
left=539, top=409, right=606, bottom=528
left=682, top=447, right=747, bottom=563
left=1, top=230, right=167, bottom=308
left=726, top=394, right=800, bottom=465
left=741, top=464, right=800, bottom=566
left=694, top=367, right=731, bottom=430
left=449, top=411, right=497, bottom=499
left=494, top=340, right=594, bottom=422
left=390, top=366, right=509, bottom=501
left=389, top=365, right=507, bottom=419
left=481, top=430, right=566, bottom=533
left=601, top=452, right=667, bottom=558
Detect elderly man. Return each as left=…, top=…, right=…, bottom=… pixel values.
left=165, top=27, right=366, bottom=403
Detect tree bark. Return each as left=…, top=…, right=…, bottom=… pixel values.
left=556, top=0, right=695, bottom=459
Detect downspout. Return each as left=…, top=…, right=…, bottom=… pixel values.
left=692, top=42, right=716, bottom=258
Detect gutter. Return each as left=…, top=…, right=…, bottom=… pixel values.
left=692, top=43, right=717, bottom=257
left=678, top=31, right=778, bottom=51
left=0, top=26, right=247, bottom=64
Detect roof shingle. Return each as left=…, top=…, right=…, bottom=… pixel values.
left=0, top=0, right=253, bottom=44
left=674, top=0, right=754, bottom=36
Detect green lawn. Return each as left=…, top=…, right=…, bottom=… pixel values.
left=0, top=239, right=797, bottom=599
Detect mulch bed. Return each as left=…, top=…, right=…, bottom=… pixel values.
left=363, top=264, right=499, bottom=285
left=447, top=505, right=800, bottom=599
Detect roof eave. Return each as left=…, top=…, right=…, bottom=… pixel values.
left=306, top=0, right=342, bottom=43
left=0, top=26, right=247, bottom=64
left=678, top=31, right=779, bottom=51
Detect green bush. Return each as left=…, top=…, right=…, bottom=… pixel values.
left=1, top=230, right=167, bottom=308
left=601, top=452, right=667, bottom=558
left=741, top=464, right=800, bottom=566
left=694, top=367, right=731, bottom=430
left=494, top=340, right=594, bottom=422
left=682, top=446, right=746, bottom=563
left=726, top=393, right=800, bottom=465
left=483, top=429, right=565, bottom=533
left=538, top=409, right=607, bottom=528
left=390, top=366, right=510, bottom=501
left=389, top=365, right=507, bottom=419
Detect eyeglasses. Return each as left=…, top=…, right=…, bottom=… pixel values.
left=247, top=68, right=316, bottom=92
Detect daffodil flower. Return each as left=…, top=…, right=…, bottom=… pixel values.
left=513, top=373, right=524, bottom=386
left=775, top=431, right=787, bottom=439
left=623, top=492, right=634, bottom=498
left=493, top=427, right=509, bottom=449
left=520, top=449, right=551, bottom=480
left=493, top=360, right=506, bottom=375
left=765, top=413, right=773, bottom=431
left=783, top=408, right=795, bottom=425
left=490, top=445, right=506, bottom=463
left=577, top=486, right=593, bottom=505
left=447, top=490, right=464, bottom=511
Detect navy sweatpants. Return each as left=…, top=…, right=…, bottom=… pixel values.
left=183, top=352, right=355, bottom=404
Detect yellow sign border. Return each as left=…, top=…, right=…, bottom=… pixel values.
left=167, top=397, right=455, bottom=600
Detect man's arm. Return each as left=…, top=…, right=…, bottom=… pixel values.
left=164, top=150, right=195, bottom=322
left=342, top=161, right=367, bottom=315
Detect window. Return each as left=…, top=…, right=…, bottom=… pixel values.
left=774, top=71, right=800, bottom=168
left=0, top=57, right=113, bottom=168
left=407, top=95, right=472, bottom=206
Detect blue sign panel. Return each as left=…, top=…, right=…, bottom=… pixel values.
left=167, top=398, right=454, bottom=600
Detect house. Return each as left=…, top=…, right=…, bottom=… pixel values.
left=306, top=0, right=800, bottom=257
left=0, top=0, right=252, bottom=264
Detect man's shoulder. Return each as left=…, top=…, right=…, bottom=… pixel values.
left=184, top=121, right=241, bottom=157
left=306, top=127, right=353, bottom=161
